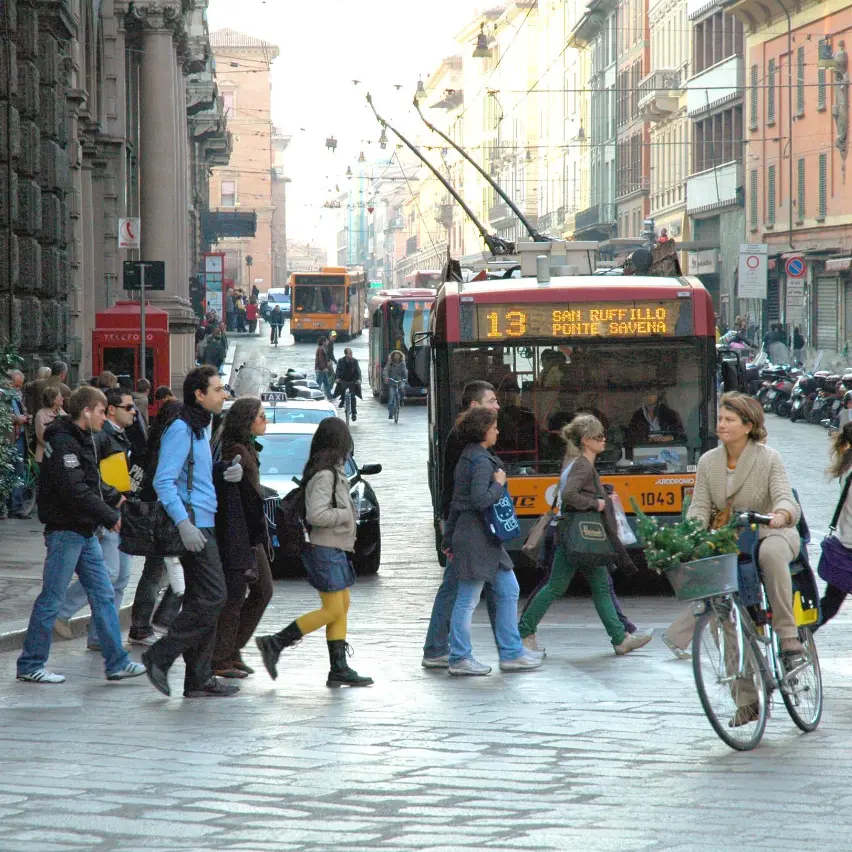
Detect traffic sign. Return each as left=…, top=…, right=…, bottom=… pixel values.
left=118, top=218, right=141, bottom=249
left=785, top=255, right=806, bottom=279
left=123, top=261, right=165, bottom=291
left=738, top=243, right=768, bottom=299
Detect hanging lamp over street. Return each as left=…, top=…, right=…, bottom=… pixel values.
left=414, top=78, right=427, bottom=103
left=473, top=24, right=492, bottom=59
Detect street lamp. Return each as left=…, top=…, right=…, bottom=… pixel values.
left=358, top=150, right=366, bottom=163
left=325, top=136, right=337, bottom=151
left=345, top=166, right=353, bottom=178
left=379, top=129, right=388, bottom=150
left=414, top=78, right=427, bottom=104
left=473, top=24, right=492, bottom=59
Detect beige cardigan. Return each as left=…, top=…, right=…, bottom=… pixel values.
left=687, top=440, right=800, bottom=553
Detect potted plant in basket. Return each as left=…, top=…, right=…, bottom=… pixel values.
left=631, top=498, right=741, bottom=601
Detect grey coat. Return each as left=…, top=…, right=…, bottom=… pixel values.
left=444, top=444, right=513, bottom=581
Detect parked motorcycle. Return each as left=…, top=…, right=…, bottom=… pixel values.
left=268, top=369, right=326, bottom=401
left=789, top=374, right=816, bottom=423
left=809, top=373, right=840, bottom=424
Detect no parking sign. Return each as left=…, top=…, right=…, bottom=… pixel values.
left=785, top=255, right=806, bottom=279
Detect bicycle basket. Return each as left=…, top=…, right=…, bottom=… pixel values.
left=664, top=553, right=739, bottom=602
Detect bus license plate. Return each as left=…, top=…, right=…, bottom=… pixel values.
left=637, top=490, right=678, bottom=509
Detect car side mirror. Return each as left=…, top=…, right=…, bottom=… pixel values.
left=359, top=463, right=382, bottom=476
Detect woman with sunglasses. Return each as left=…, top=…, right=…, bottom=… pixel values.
left=212, top=397, right=274, bottom=678
left=518, top=414, right=650, bottom=656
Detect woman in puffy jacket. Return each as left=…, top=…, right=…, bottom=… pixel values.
left=382, top=350, right=408, bottom=419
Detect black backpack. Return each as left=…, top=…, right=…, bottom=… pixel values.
left=274, top=470, right=338, bottom=564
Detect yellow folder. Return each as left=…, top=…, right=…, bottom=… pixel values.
left=99, top=451, right=131, bottom=493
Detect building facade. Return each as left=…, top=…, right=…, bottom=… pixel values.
left=727, top=0, right=852, bottom=358
left=209, top=28, right=278, bottom=294
left=1, top=0, right=229, bottom=383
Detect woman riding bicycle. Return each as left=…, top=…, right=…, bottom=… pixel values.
left=382, top=350, right=408, bottom=420
left=682, top=392, right=804, bottom=666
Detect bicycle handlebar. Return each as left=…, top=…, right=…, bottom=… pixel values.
left=736, top=511, right=774, bottom=526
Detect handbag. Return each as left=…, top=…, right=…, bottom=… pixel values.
left=557, top=510, right=616, bottom=567
left=522, top=490, right=558, bottom=558
left=817, top=473, right=852, bottom=592
left=119, top=442, right=195, bottom=558
left=485, top=483, right=521, bottom=543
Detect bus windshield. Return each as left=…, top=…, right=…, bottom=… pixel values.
left=388, top=300, right=432, bottom=354
left=293, top=275, right=346, bottom=313
left=448, top=341, right=706, bottom=474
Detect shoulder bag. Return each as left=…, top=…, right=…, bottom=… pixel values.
left=522, top=489, right=558, bottom=558
left=485, top=482, right=521, bottom=543
left=817, top=473, right=852, bottom=593
left=119, top=441, right=195, bottom=558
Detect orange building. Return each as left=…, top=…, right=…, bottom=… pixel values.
left=209, top=29, right=280, bottom=293
left=727, top=0, right=852, bottom=357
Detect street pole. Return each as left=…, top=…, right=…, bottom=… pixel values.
left=777, top=0, right=794, bottom=251
left=139, top=263, right=147, bottom=385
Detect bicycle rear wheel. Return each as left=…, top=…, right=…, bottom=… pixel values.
left=344, top=392, right=351, bottom=425
left=692, top=601, right=769, bottom=751
left=778, top=627, right=823, bottom=732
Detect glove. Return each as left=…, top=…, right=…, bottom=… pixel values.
left=223, top=454, right=243, bottom=483
left=177, top=519, right=207, bottom=553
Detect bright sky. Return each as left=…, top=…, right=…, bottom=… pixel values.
left=207, top=0, right=484, bottom=247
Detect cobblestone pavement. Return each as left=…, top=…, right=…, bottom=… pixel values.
left=2, top=326, right=852, bottom=851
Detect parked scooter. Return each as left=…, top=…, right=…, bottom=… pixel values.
left=789, top=374, right=816, bottom=423
left=268, top=369, right=326, bottom=401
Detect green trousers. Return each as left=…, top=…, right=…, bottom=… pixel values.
left=518, top=544, right=627, bottom=646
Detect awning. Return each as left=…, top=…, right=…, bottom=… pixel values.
left=824, top=256, right=852, bottom=272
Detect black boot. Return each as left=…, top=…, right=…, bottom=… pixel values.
left=255, top=621, right=302, bottom=680
left=326, top=640, right=373, bottom=688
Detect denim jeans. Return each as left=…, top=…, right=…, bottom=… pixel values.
left=58, top=529, right=131, bottom=645
left=387, top=381, right=404, bottom=415
left=316, top=371, right=332, bottom=399
left=449, top=568, right=523, bottom=664
left=17, top=531, right=131, bottom=676
left=423, top=557, right=498, bottom=659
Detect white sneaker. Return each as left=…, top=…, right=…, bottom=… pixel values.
left=17, top=669, right=65, bottom=684
left=448, top=658, right=492, bottom=676
left=106, top=662, right=146, bottom=681
left=631, top=627, right=654, bottom=641
left=421, top=655, right=450, bottom=668
left=500, top=653, right=544, bottom=672
left=614, top=631, right=654, bottom=656
left=522, top=634, right=546, bottom=655
left=53, top=619, right=73, bottom=640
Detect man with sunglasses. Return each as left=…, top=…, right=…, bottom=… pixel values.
left=55, top=388, right=139, bottom=649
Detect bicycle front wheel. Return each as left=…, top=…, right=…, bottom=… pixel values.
left=778, top=627, right=823, bottom=732
left=344, top=395, right=351, bottom=424
left=393, top=396, right=400, bottom=423
left=692, top=602, right=769, bottom=751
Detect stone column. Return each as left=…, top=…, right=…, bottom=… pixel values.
left=133, top=3, right=195, bottom=387
left=80, top=159, right=96, bottom=379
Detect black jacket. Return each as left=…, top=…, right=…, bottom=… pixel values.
left=97, top=419, right=145, bottom=495
left=625, top=402, right=684, bottom=447
left=336, top=357, right=361, bottom=384
left=38, top=417, right=121, bottom=536
left=440, top=426, right=465, bottom=521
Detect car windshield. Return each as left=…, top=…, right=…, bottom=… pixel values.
left=448, top=341, right=708, bottom=474
left=256, top=433, right=357, bottom=478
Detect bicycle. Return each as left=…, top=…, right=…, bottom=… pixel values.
left=19, top=451, right=38, bottom=517
left=388, top=378, right=405, bottom=424
left=681, top=512, right=822, bottom=751
left=270, top=324, right=280, bottom=348
left=342, top=385, right=353, bottom=425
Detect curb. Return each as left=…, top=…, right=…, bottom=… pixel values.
left=0, top=604, right=133, bottom=655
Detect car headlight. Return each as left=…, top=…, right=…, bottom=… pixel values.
left=352, top=487, right=376, bottom=517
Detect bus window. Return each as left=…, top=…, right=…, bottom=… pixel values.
left=372, top=309, right=382, bottom=328
left=388, top=300, right=431, bottom=355
left=447, top=342, right=702, bottom=474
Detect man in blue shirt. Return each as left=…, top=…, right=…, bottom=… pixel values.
left=141, top=365, right=244, bottom=698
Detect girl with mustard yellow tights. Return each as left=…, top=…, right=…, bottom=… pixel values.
left=255, top=418, right=372, bottom=687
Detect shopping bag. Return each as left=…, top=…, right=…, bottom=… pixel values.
left=610, top=492, right=638, bottom=546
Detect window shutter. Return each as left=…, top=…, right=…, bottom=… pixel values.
left=767, top=59, right=776, bottom=123
left=749, top=64, right=758, bottom=128
left=818, top=153, right=827, bottom=219
left=797, top=158, right=805, bottom=221
left=796, top=47, right=805, bottom=114
left=750, top=168, right=758, bottom=231
left=767, top=165, right=776, bottom=225
left=818, top=68, right=827, bottom=109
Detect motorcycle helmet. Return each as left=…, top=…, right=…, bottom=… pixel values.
left=845, top=390, right=852, bottom=408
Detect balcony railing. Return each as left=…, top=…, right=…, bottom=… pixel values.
left=637, top=69, right=683, bottom=121
left=574, top=203, right=616, bottom=233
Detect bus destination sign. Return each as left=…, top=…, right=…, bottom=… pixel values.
left=476, top=301, right=683, bottom=340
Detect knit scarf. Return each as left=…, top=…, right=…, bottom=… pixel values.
left=180, top=402, right=212, bottom=439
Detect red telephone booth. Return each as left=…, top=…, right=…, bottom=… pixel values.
left=92, top=301, right=170, bottom=409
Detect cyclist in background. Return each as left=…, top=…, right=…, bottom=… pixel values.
left=268, top=305, right=284, bottom=345
left=382, top=350, right=408, bottom=420
left=334, top=348, right=362, bottom=422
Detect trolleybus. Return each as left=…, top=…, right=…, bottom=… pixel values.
left=427, top=272, right=719, bottom=572
left=290, top=267, right=367, bottom=341
left=367, top=288, right=435, bottom=402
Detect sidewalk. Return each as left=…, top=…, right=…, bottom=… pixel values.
left=0, top=518, right=145, bottom=652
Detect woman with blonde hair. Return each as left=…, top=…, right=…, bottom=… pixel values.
left=518, top=414, right=650, bottom=655
left=664, top=393, right=803, bottom=687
